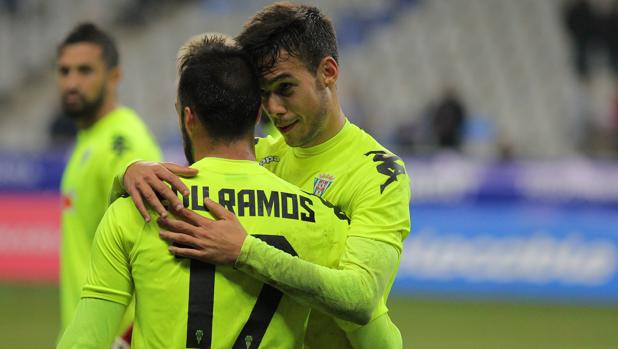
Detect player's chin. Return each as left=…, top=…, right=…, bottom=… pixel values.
left=281, top=133, right=304, bottom=147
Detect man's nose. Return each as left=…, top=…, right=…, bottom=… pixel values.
left=61, top=70, right=80, bottom=90
left=264, top=94, right=287, bottom=118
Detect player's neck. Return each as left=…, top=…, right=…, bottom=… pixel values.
left=77, top=97, right=117, bottom=130
left=192, top=137, right=256, bottom=162
left=300, top=101, right=346, bottom=148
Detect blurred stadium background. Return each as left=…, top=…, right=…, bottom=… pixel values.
left=1, top=0, right=618, bottom=348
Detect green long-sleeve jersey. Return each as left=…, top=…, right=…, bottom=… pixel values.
left=108, top=119, right=411, bottom=348
left=64, top=157, right=349, bottom=348
left=253, top=119, right=410, bottom=348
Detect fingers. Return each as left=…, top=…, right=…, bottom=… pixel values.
left=157, top=216, right=201, bottom=236
left=162, top=162, right=199, bottom=178
left=127, top=185, right=151, bottom=222
left=160, top=230, right=201, bottom=249
left=203, top=198, right=235, bottom=221
left=146, top=175, right=184, bottom=211
left=156, top=166, right=190, bottom=198
left=173, top=207, right=214, bottom=226
left=136, top=182, right=168, bottom=218
left=167, top=245, right=203, bottom=259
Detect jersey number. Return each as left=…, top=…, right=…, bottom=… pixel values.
left=186, top=235, right=297, bottom=349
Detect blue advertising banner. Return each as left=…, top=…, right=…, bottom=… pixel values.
left=395, top=203, right=618, bottom=302
left=0, top=153, right=66, bottom=191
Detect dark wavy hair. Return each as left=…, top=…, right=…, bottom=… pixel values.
left=57, top=22, right=119, bottom=68
left=177, top=35, right=261, bottom=141
left=236, top=2, right=338, bottom=75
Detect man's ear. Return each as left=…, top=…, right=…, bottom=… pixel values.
left=318, top=56, right=339, bottom=87
left=184, top=106, right=196, bottom=132
left=108, top=66, right=122, bottom=87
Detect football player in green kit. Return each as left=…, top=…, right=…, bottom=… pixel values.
left=113, top=3, right=410, bottom=348
left=56, top=22, right=161, bottom=343
left=58, top=34, right=352, bottom=348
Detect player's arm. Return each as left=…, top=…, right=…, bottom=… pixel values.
left=157, top=199, right=397, bottom=325
left=332, top=155, right=411, bottom=348
left=107, top=160, right=197, bottom=221
left=59, top=200, right=136, bottom=347
left=238, top=234, right=398, bottom=325
left=56, top=298, right=125, bottom=349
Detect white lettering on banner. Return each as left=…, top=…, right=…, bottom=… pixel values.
left=400, top=230, right=618, bottom=286
left=520, top=163, right=618, bottom=201
left=0, top=160, right=40, bottom=186
left=0, top=224, right=58, bottom=254
left=407, top=159, right=481, bottom=201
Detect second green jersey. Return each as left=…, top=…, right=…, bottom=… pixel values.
left=60, top=106, right=161, bottom=331
left=255, top=119, right=411, bottom=348
left=82, top=157, right=348, bottom=348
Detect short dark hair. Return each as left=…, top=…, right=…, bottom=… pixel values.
left=177, top=35, right=260, bottom=142
left=57, top=22, right=119, bottom=68
left=236, top=2, right=338, bottom=75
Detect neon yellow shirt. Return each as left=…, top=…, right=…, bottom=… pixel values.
left=59, top=106, right=161, bottom=332
left=254, top=119, right=411, bottom=348
left=76, top=157, right=348, bottom=348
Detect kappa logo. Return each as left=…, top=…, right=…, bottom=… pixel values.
left=313, top=173, right=335, bottom=197
left=365, top=150, right=406, bottom=194
left=112, top=135, right=129, bottom=156
left=258, top=155, right=280, bottom=166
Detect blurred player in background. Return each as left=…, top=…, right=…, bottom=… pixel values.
left=58, top=34, right=350, bottom=348
left=116, top=3, right=411, bottom=348
left=56, top=22, right=161, bottom=345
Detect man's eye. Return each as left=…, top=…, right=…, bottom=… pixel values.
left=58, top=67, right=69, bottom=76
left=276, top=83, right=293, bottom=95
left=78, top=66, right=93, bottom=74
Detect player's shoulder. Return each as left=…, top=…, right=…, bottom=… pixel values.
left=347, top=122, right=407, bottom=173
left=255, top=135, right=288, bottom=163
left=107, top=195, right=150, bottom=226
left=342, top=123, right=410, bottom=197
left=94, top=107, right=160, bottom=159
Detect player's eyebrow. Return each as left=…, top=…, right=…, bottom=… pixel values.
left=264, top=73, right=294, bottom=85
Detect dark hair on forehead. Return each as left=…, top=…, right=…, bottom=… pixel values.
left=236, top=2, right=338, bottom=75
left=57, top=22, right=119, bottom=68
left=177, top=34, right=261, bottom=141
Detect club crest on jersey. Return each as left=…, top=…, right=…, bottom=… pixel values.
left=313, top=174, right=335, bottom=197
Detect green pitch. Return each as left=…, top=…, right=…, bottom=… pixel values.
left=1, top=284, right=617, bottom=348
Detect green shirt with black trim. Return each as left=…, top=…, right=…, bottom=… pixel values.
left=76, top=157, right=348, bottom=348
left=60, top=106, right=161, bottom=332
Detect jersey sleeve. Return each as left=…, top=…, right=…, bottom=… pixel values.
left=235, top=234, right=398, bottom=326
left=107, top=159, right=140, bottom=206
left=101, top=132, right=161, bottom=206
left=56, top=298, right=126, bottom=349
left=81, top=200, right=137, bottom=305
left=347, top=156, right=411, bottom=254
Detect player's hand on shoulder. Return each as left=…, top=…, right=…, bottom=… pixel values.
left=158, top=198, right=247, bottom=265
left=124, top=161, right=198, bottom=222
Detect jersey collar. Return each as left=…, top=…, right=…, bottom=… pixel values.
left=78, top=106, right=128, bottom=139
left=190, top=157, right=264, bottom=174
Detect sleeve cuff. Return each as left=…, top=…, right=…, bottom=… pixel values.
left=234, top=234, right=258, bottom=269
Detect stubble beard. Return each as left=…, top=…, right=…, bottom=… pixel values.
left=62, top=85, right=106, bottom=124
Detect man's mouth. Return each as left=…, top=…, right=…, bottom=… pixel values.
left=276, top=120, right=299, bottom=134
left=63, top=93, right=83, bottom=105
